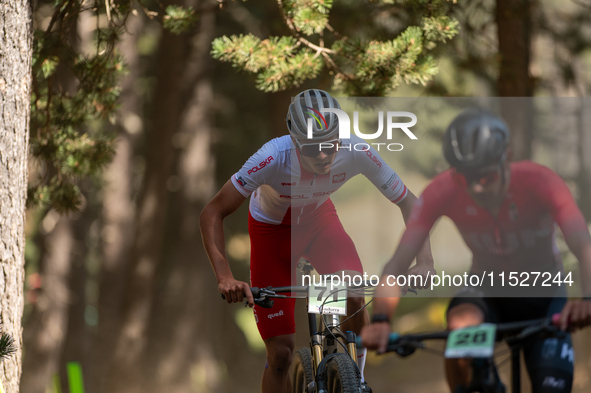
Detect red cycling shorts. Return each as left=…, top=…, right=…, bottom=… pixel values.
left=249, top=198, right=363, bottom=340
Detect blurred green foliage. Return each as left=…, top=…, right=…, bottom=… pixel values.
left=163, top=5, right=199, bottom=34
left=29, top=0, right=129, bottom=213
left=211, top=0, right=459, bottom=95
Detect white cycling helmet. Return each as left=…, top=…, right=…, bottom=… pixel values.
left=286, top=89, right=341, bottom=140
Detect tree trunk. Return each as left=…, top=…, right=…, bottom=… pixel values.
left=0, top=0, right=32, bottom=391
left=91, top=10, right=143, bottom=393
left=141, top=8, right=253, bottom=392
left=20, top=217, right=72, bottom=393
left=58, top=201, right=94, bottom=393
left=496, top=0, right=534, bottom=160
left=107, top=1, right=190, bottom=391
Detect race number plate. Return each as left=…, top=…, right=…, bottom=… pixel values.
left=445, top=324, right=496, bottom=358
left=307, top=283, right=347, bottom=316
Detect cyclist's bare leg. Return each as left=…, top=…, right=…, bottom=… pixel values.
left=445, top=303, right=485, bottom=392
left=341, top=295, right=369, bottom=334
left=339, top=270, right=370, bottom=335
left=263, top=334, right=295, bottom=393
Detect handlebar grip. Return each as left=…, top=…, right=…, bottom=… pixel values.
left=552, top=313, right=570, bottom=328
left=388, top=332, right=400, bottom=343
left=220, top=292, right=249, bottom=301
left=356, top=336, right=363, bottom=348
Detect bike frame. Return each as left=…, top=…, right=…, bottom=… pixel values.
left=306, top=294, right=359, bottom=375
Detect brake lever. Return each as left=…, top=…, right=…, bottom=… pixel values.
left=391, top=340, right=420, bottom=357
left=254, top=297, right=275, bottom=308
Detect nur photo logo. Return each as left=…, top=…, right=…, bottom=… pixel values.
left=306, top=109, right=418, bottom=152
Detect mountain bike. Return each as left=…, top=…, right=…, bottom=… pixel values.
left=223, top=260, right=388, bottom=392
left=250, top=283, right=366, bottom=393
left=358, top=314, right=574, bottom=393
left=222, top=257, right=419, bottom=392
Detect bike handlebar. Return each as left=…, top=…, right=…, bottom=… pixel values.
left=222, top=283, right=409, bottom=309
left=357, top=313, right=568, bottom=353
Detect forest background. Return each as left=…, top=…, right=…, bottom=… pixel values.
left=1, top=0, right=591, bottom=392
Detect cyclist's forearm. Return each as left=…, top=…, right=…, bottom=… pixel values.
left=382, top=240, right=424, bottom=278
left=397, top=192, right=434, bottom=266
left=577, top=239, right=591, bottom=297
left=565, top=231, right=591, bottom=296
left=397, top=190, right=417, bottom=223
left=371, top=289, right=400, bottom=317
left=416, top=236, right=434, bottom=266
left=200, top=206, right=234, bottom=283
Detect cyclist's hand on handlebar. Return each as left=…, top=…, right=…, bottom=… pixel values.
left=558, top=299, right=591, bottom=331
left=218, top=278, right=254, bottom=308
left=401, top=262, right=436, bottom=294
left=360, top=322, right=391, bottom=354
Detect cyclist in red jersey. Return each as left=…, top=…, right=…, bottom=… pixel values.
left=361, top=108, right=591, bottom=393
left=200, top=90, right=434, bottom=393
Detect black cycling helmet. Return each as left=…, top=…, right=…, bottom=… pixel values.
left=443, top=107, right=511, bottom=173
left=286, top=89, right=341, bottom=140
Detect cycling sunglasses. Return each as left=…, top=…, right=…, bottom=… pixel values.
left=453, top=167, right=500, bottom=188
left=296, top=139, right=340, bottom=157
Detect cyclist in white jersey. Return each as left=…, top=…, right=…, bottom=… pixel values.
left=201, top=89, right=434, bottom=393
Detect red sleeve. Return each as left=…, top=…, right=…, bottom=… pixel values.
left=534, top=165, right=588, bottom=237
left=400, top=172, right=453, bottom=246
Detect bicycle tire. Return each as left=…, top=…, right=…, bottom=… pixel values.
left=325, top=354, right=361, bottom=393
left=292, top=347, right=314, bottom=393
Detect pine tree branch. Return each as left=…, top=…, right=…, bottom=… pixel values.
left=106, top=0, right=113, bottom=22
left=276, top=0, right=336, bottom=55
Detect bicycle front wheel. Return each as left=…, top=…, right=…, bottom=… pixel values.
left=292, top=347, right=314, bottom=393
left=326, top=354, right=361, bottom=393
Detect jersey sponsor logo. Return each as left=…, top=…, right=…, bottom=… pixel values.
left=247, top=156, right=274, bottom=175
left=542, top=377, right=566, bottom=389
left=281, top=182, right=296, bottom=186
left=280, top=190, right=336, bottom=199
left=542, top=338, right=558, bottom=359
left=390, top=178, right=400, bottom=191
left=236, top=176, right=248, bottom=187
left=560, top=343, right=574, bottom=363
left=361, top=147, right=382, bottom=168
left=267, top=310, right=284, bottom=319
left=381, top=174, right=396, bottom=190
left=332, top=173, right=346, bottom=183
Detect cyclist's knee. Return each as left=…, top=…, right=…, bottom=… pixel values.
left=264, top=335, right=295, bottom=372
left=447, top=303, right=484, bottom=330
left=347, top=295, right=365, bottom=311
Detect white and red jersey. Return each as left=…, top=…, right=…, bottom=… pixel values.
left=231, top=135, right=408, bottom=225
